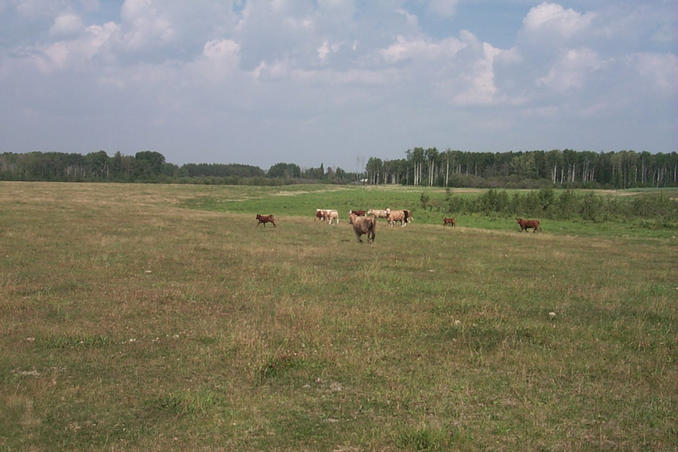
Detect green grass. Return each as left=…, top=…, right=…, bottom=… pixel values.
left=182, top=184, right=677, bottom=239
left=1, top=182, right=676, bottom=450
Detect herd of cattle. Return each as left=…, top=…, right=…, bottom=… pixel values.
left=257, top=209, right=540, bottom=242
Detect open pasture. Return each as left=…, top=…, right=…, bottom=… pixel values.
left=184, top=184, right=678, bottom=239
left=1, top=182, right=676, bottom=450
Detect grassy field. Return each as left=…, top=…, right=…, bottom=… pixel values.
left=1, top=182, right=676, bottom=450
left=183, top=184, right=678, bottom=239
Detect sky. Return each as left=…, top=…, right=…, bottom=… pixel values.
left=0, top=0, right=676, bottom=172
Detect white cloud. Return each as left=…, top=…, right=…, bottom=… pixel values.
left=0, top=1, right=675, bottom=167
left=380, top=35, right=465, bottom=63
left=203, top=39, right=239, bottom=61
left=317, top=40, right=330, bottom=61
left=452, top=42, right=501, bottom=105
left=49, top=13, right=83, bottom=36
left=523, top=2, right=595, bottom=39
left=395, top=8, right=419, bottom=30
left=34, top=21, right=121, bottom=71
left=121, top=0, right=175, bottom=49
left=252, top=59, right=291, bottom=81
left=537, top=47, right=602, bottom=90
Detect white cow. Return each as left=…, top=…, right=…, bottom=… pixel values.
left=367, top=209, right=389, bottom=219
left=326, top=210, right=339, bottom=225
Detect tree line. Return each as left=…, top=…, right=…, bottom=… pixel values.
left=0, top=151, right=358, bottom=185
left=1, top=148, right=677, bottom=189
left=367, top=148, right=678, bottom=189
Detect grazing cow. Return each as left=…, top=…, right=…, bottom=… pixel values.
left=516, top=218, right=540, bottom=232
left=326, top=210, right=339, bottom=225
left=315, top=209, right=337, bottom=223
left=256, top=214, right=276, bottom=227
left=348, top=210, right=367, bottom=224
left=367, top=209, right=389, bottom=219
left=349, top=213, right=376, bottom=243
left=386, top=209, right=411, bottom=227
left=443, top=217, right=456, bottom=227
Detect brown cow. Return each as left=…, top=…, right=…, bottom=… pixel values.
left=348, top=210, right=367, bottom=224
left=256, top=214, right=276, bottom=227
left=443, top=217, right=456, bottom=227
left=349, top=213, right=376, bottom=243
left=516, top=218, right=539, bottom=232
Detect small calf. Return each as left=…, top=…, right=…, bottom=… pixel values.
left=256, top=214, right=276, bottom=227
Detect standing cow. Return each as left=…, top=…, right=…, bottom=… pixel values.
left=256, top=214, right=276, bottom=227
left=348, top=210, right=366, bottom=224
left=315, top=209, right=338, bottom=224
left=386, top=209, right=412, bottom=227
left=443, top=217, right=456, bottom=227
left=516, top=218, right=540, bottom=232
left=349, top=213, right=376, bottom=243
left=367, top=209, right=389, bottom=219
left=326, top=210, right=339, bottom=225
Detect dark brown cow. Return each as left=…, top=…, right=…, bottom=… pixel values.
left=349, top=213, right=376, bottom=243
left=256, top=214, right=276, bottom=227
left=443, top=217, right=456, bottom=227
left=348, top=209, right=366, bottom=224
left=516, top=218, right=539, bottom=232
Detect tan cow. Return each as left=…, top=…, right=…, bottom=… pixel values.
left=315, top=209, right=338, bottom=223
left=367, top=209, right=389, bottom=219
left=326, top=210, right=339, bottom=225
left=386, top=209, right=412, bottom=227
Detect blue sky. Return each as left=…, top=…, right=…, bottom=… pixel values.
left=1, top=0, right=676, bottom=172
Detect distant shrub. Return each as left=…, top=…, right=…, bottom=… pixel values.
left=437, top=189, right=678, bottom=224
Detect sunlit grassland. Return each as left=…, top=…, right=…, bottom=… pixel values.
left=184, top=184, right=678, bottom=239
left=0, top=182, right=676, bottom=450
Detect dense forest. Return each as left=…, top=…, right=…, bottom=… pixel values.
left=366, top=148, right=678, bottom=188
left=1, top=148, right=677, bottom=189
left=0, top=151, right=353, bottom=185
